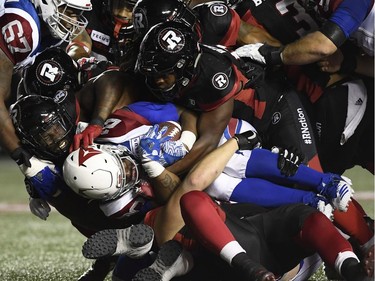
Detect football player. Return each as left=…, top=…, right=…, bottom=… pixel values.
left=80, top=131, right=371, bottom=281
left=0, top=0, right=92, bottom=175
left=10, top=94, right=198, bottom=281
left=67, top=0, right=141, bottom=71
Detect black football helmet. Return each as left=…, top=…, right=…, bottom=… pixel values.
left=136, top=21, right=199, bottom=101
left=132, top=0, right=197, bottom=35
left=10, top=95, right=77, bottom=162
left=22, top=47, right=81, bottom=98
left=101, top=0, right=140, bottom=68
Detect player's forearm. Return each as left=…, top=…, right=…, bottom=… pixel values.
left=356, top=54, right=374, bottom=77
left=282, top=31, right=338, bottom=65
left=184, top=138, right=238, bottom=190
left=0, top=108, right=21, bottom=153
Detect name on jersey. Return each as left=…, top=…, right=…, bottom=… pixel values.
left=91, top=30, right=110, bottom=46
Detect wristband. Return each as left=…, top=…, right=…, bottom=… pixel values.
left=90, top=117, right=105, bottom=127
left=142, top=161, right=165, bottom=178
left=179, top=131, right=197, bottom=151
left=320, top=21, right=346, bottom=48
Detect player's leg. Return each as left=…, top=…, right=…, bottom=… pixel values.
left=180, top=190, right=276, bottom=281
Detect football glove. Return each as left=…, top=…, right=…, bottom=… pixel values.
left=73, top=123, right=103, bottom=150
left=271, top=147, right=303, bottom=177
left=233, top=130, right=262, bottom=150
left=29, top=197, right=51, bottom=221
left=137, top=124, right=172, bottom=164
left=21, top=158, right=65, bottom=200
left=10, top=147, right=32, bottom=167
left=234, top=43, right=283, bottom=65
left=160, top=140, right=188, bottom=166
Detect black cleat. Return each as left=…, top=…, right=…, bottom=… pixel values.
left=78, top=256, right=118, bottom=281
left=82, top=224, right=154, bottom=259
left=132, top=240, right=193, bottom=281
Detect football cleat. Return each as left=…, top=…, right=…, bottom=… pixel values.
left=77, top=256, right=118, bottom=281
left=132, top=240, right=194, bottom=281
left=318, top=174, right=354, bottom=212
left=315, top=199, right=334, bottom=221
left=303, top=193, right=334, bottom=221
left=82, top=224, right=154, bottom=259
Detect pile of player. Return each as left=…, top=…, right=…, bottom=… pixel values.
left=0, top=0, right=373, bottom=280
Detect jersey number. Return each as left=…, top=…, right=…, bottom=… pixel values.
left=2, top=20, right=32, bottom=54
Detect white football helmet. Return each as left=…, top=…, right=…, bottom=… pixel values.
left=63, top=144, right=139, bottom=201
left=32, top=0, right=92, bottom=41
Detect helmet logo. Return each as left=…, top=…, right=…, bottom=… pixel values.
left=36, top=60, right=62, bottom=86
left=158, top=27, right=185, bottom=53
left=212, top=72, right=229, bottom=90
left=209, top=4, right=228, bottom=16
left=133, top=10, right=147, bottom=31
left=54, top=90, right=69, bottom=104
left=78, top=147, right=102, bottom=166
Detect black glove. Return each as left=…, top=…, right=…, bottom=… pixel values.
left=259, top=44, right=284, bottom=65
left=10, top=147, right=32, bottom=167
left=272, top=147, right=303, bottom=177
left=233, top=130, right=262, bottom=150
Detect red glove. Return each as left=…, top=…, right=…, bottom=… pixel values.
left=73, top=124, right=103, bottom=150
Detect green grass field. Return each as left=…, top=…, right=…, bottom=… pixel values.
left=0, top=157, right=373, bottom=280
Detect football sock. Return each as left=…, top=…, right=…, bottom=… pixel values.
left=230, top=178, right=319, bottom=207
left=180, top=191, right=245, bottom=260
left=298, top=211, right=353, bottom=269
left=333, top=201, right=374, bottom=245
left=245, top=149, right=324, bottom=188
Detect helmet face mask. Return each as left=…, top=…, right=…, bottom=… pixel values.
left=10, top=95, right=76, bottom=162
left=63, top=144, right=139, bottom=201
left=136, top=22, right=199, bottom=101
left=133, top=0, right=197, bottom=36
left=33, top=0, right=92, bottom=41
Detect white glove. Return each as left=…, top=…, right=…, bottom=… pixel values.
left=19, top=156, right=56, bottom=178
left=29, top=198, right=51, bottom=220
left=233, top=43, right=266, bottom=64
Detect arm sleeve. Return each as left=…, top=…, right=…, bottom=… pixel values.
left=328, top=0, right=373, bottom=38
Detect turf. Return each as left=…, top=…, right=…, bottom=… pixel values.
left=0, top=157, right=373, bottom=280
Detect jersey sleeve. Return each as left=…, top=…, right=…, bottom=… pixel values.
left=195, top=2, right=241, bottom=47
left=127, top=101, right=180, bottom=124
left=0, top=1, right=41, bottom=66
left=328, top=0, right=374, bottom=37
left=179, top=46, right=238, bottom=111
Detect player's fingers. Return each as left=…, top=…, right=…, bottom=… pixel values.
left=83, top=135, right=90, bottom=149
left=73, top=134, right=83, bottom=151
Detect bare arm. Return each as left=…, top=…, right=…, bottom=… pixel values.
left=76, top=71, right=143, bottom=122
left=0, top=49, right=20, bottom=154
left=237, top=21, right=281, bottom=47
left=66, top=30, right=92, bottom=61
left=166, top=98, right=234, bottom=175
left=153, top=137, right=239, bottom=245
left=281, top=31, right=338, bottom=65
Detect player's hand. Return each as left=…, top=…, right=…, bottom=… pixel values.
left=160, top=140, right=188, bottom=166
left=10, top=147, right=32, bottom=167
left=271, top=147, right=303, bottom=177
left=73, top=124, right=103, bottom=150
left=25, top=164, right=64, bottom=200
left=17, top=155, right=55, bottom=178
left=234, top=43, right=283, bottom=65
left=137, top=124, right=172, bottom=163
left=78, top=57, right=115, bottom=82
left=233, top=130, right=262, bottom=150
left=29, top=197, right=51, bottom=221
